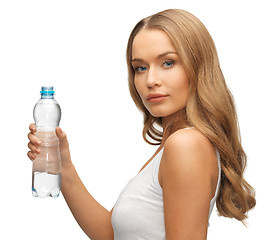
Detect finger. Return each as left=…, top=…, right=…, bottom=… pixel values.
left=27, top=132, right=41, bottom=146
left=29, top=123, right=36, bottom=133
left=56, top=127, right=69, bottom=149
left=28, top=142, right=40, bottom=154
left=27, top=151, right=36, bottom=161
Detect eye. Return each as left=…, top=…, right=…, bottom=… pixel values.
left=162, top=60, right=175, bottom=68
left=134, top=66, right=147, bottom=73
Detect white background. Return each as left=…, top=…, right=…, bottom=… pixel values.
left=0, top=0, right=263, bottom=239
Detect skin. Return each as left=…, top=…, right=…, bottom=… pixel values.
left=132, top=30, right=219, bottom=239
left=131, top=28, right=190, bottom=148
left=28, top=125, right=114, bottom=240
left=27, top=29, right=219, bottom=240
left=132, top=29, right=189, bottom=125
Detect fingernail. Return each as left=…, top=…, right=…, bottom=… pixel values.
left=58, top=127, right=63, bottom=133
left=36, top=140, right=41, bottom=146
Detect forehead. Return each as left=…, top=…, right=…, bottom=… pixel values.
left=132, top=29, right=176, bottom=58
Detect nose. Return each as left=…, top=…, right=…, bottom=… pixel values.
left=146, top=67, right=162, bottom=88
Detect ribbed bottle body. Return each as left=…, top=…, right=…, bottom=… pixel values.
left=32, top=87, right=62, bottom=198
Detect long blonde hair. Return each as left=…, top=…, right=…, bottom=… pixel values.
left=126, top=9, right=256, bottom=223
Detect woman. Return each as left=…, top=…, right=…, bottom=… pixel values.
left=27, top=9, right=256, bottom=240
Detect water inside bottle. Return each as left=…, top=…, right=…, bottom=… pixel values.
left=32, top=86, right=62, bottom=198
left=32, top=131, right=61, bottom=198
left=32, top=172, right=61, bottom=198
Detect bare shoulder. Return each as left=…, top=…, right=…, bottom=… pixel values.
left=160, top=129, right=219, bottom=237
left=164, top=128, right=216, bottom=161
left=160, top=128, right=218, bottom=188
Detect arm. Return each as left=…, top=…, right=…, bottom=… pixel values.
left=160, top=129, right=219, bottom=240
left=61, top=164, right=114, bottom=240
left=27, top=124, right=114, bottom=240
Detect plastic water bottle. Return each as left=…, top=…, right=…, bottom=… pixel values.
left=32, top=86, right=62, bottom=198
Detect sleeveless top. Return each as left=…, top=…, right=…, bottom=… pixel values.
left=111, top=127, right=221, bottom=240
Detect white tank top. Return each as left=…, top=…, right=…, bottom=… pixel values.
left=111, top=128, right=221, bottom=240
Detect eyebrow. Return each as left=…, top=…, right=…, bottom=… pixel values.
left=132, top=51, right=178, bottom=62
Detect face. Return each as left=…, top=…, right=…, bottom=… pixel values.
left=132, top=29, right=189, bottom=122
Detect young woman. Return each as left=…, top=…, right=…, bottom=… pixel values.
left=27, top=9, right=256, bottom=240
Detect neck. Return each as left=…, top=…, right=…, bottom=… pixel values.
left=160, top=107, right=190, bottom=147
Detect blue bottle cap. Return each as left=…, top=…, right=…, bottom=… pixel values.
left=40, top=86, right=55, bottom=96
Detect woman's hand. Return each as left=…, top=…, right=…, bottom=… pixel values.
left=28, top=123, right=114, bottom=240
left=27, top=123, right=41, bottom=161
left=27, top=123, right=73, bottom=169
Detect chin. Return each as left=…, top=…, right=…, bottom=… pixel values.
left=148, top=106, right=186, bottom=118
left=148, top=110, right=171, bottom=118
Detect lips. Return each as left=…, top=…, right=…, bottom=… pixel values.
left=147, top=93, right=168, bottom=100
left=147, top=93, right=168, bottom=104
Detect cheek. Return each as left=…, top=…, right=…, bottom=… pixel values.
left=134, top=78, right=151, bottom=110
left=134, top=78, right=144, bottom=98
left=167, top=71, right=189, bottom=100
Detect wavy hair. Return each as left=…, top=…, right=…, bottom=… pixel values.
left=126, top=9, right=256, bottom=223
